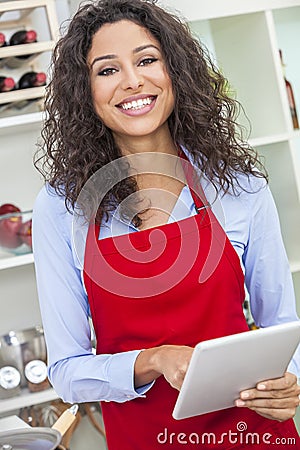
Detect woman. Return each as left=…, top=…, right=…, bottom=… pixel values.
left=33, top=0, right=300, bottom=448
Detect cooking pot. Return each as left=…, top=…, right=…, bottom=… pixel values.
left=0, top=326, right=46, bottom=387
left=0, top=405, right=78, bottom=450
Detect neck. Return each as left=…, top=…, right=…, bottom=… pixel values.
left=112, top=128, right=186, bottom=190
left=113, top=129, right=178, bottom=157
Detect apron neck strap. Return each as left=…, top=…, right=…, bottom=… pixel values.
left=178, top=148, right=211, bottom=213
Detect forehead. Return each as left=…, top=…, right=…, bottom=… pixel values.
left=88, top=20, right=160, bottom=60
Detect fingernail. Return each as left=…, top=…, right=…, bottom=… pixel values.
left=257, top=384, right=266, bottom=390
left=241, top=392, right=249, bottom=399
left=236, top=400, right=245, bottom=407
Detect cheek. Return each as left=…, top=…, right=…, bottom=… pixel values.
left=91, top=83, right=108, bottom=115
left=92, top=79, right=120, bottom=117
left=162, top=78, right=175, bottom=109
left=157, top=70, right=174, bottom=100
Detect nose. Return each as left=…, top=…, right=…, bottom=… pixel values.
left=120, top=65, right=144, bottom=91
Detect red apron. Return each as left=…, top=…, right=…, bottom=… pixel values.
left=83, top=155, right=299, bottom=449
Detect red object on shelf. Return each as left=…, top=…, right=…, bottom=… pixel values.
left=0, top=76, right=15, bottom=93
left=0, top=204, right=32, bottom=251
left=0, top=204, right=21, bottom=215
left=18, top=71, right=47, bottom=89
left=0, top=32, right=7, bottom=48
left=18, top=219, right=32, bottom=248
left=0, top=216, right=22, bottom=249
left=0, top=204, right=22, bottom=249
left=6, top=30, right=38, bottom=69
left=9, top=29, right=37, bottom=46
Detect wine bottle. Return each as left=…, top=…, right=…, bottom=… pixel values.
left=0, top=76, right=15, bottom=93
left=18, top=71, right=47, bottom=89
left=12, top=72, right=46, bottom=110
left=9, top=29, right=37, bottom=46
left=0, top=33, right=7, bottom=65
left=0, top=76, right=15, bottom=111
left=6, top=29, right=37, bottom=69
left=0, top=32, right=7, bottom=48
left=279, top=50, right=299, bottom=129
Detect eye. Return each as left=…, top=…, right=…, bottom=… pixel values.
left=97, top=67, right=118, bottom=76
left=139, top=57, right=158, bottom=66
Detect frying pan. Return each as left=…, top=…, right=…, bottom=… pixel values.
left=0, top=404, right=78, bottom=450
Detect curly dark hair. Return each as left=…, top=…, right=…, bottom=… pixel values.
left=34, top=0, right=267, bottom=224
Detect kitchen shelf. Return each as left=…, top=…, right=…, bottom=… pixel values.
left=0, top=40, right=55, bottom=68
left=290, top=261, right=300, bottom=274
left=0, top=252, right=33, bottom=270
left=0, top=86, right=45, bottom=106
left=0, top=111, right=43, bottom=135
left=0, top=41, right=55, bottom=59
left=249, top=133, right=290, bottom=147
left=248, top=130, right=300, bottom=147
left=0, top=0, right=52, bottom=16
left=0, top=387, right=58, bottom=414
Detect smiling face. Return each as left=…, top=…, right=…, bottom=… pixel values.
left=88, top=20, right=175, bottom=150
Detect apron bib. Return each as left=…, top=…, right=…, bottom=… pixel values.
left=83, top=154, right=299, bottom=449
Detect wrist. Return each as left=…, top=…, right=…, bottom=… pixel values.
left=134, top=346, right=164, bottom=388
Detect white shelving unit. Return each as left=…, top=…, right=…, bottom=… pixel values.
left=0, top=85, right=45, bottom=106
left=0, top=40, right=55, bottom=65
left=0, top=111, right=43, bottom=135
left=0, top=252, right=33, bottom=270
left=0, top=387, right=58, bottom=415
left=0, top=0, right=65, bottom=417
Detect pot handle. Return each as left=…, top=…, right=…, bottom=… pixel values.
left=51, top=405, right=78, bottom=437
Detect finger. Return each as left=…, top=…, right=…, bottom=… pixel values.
left=256, top=372, right=297, bottom=391
left=247, top=406, right=297, bottom=422
left=236, top=396, right=300, bottom=410
left=240, top=375, right=300, bottom=400
left=240, top=385, right=300, bottom=400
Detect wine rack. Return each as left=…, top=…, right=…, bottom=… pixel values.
left=0, top=86, right=45, bottom=110
left=0, top=41, right=56, bottom=68
left=0, top=0, right=59, bottom=111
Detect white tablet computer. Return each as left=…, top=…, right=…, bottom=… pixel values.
left=173, top=321, right=300, bottom=420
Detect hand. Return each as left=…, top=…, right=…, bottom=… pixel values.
left=134, top=345, right=193, bottom=391
left=154, top=345, right=194, bottom=391
left=235, top=372, right=300, bottom=422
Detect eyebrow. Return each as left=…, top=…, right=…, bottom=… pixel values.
left=90, top=44, right=160, bottom=68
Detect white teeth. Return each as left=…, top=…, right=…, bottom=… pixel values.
left=120, top=97, right=153, bottom=110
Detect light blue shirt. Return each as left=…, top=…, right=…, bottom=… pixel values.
left=32, top=164, right=300, bottom=404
